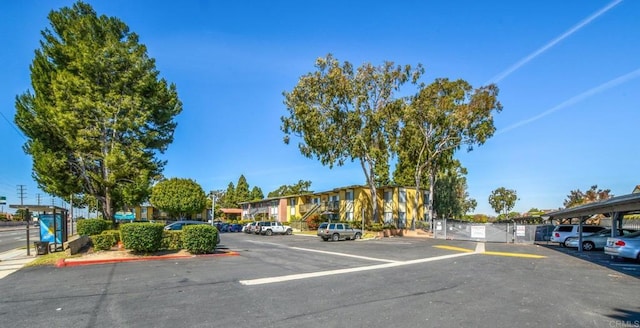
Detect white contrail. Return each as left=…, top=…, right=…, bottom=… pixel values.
left=487, top=0, right=623, bottom=84
left=497, top=68, right=640, bottom=135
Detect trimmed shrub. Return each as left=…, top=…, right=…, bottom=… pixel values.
left=161, top=230, right=183, bottom=250
left=182, top=225, right=218, bottom=254
left=101, top=230, right=121, bottom=243
left=91, top=233, right=116, bottom=251
left=77, top=219, right=109, bottom=236
left=120, top=223, right=164, bottom=253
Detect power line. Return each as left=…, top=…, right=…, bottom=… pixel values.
left=0, top=109, right=26, bottom=140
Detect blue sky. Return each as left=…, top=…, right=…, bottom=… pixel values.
left=1, top=0, right=638, bottom=216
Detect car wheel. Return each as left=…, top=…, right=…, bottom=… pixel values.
left=266, top=229, right=273, bottom=236
left=285, top=229, right=292, bottom=235
left=322, top=237, right=329, bottom=241
left=331, top=233, right=339, bottom=242
left=354, top=232, right=361, bottom=240
left=582, top=241, right=595, bottom=251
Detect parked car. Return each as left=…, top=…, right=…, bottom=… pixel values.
left=565, top=229, right=637, bottom=251
left=317, top=222, right=362, bottom=241
left=228, top=223, right=243, bottom=232
left=259, top=221, right=293, bottom=236
left=164, top=220, right=209, bottom=231
left=254, top=221, right=270, bottom=234
left=550, top=225, right=606, bottom=247
left=244, top=222, right=258, bottom=234
left=604, top=230, right=640, bottom=261
left=164, top=220, right=221, bottom=243
left=218, top=223, right=230, bottom=232
left=534, top=224, right=555, bottom=242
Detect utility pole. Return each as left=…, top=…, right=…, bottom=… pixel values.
left=17, top=185, right=26, bottom=206
left=36, top=193, right=42, bottom=206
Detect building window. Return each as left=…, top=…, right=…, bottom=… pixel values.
left=346, top=211, right=353, bottom=221
left=289, top=198, right=296, bottom=216
left=384, top=190, right=392, bottom=203
left=399, top=212, right=406, bottom=228
left=399, top=188, right=406, bottom=204
left=384, top=211, right=393, bottom=224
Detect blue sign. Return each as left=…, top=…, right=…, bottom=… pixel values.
left=39, top=214, right=64, bottom=244
left=114, top=212, right=136, bottom=221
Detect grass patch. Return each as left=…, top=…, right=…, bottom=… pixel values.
left=25, top=251, right=79, bottom=267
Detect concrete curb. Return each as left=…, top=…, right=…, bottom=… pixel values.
left=56, top=250, right=240, bottom=268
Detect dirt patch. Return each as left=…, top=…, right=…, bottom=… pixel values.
left=74, top=244, right=192, bottom=260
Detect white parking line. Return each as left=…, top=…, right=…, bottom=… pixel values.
left=239, top=252, right=475, bottom=286
left=289, top=247, right=400, bottom=263
left=246, top=240, right=285, bottom=247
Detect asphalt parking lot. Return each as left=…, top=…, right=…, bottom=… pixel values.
left=0, top=233, right=638, bottom=328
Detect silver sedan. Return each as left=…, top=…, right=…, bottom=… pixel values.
left=604, top=231, right=640, bottom=260
left=565, top=229, right=637, bottom=251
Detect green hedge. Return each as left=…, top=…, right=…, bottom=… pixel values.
left=120, top=223, right=164, bottom=253
left=182, top=225, right=218, bottom=254
left=91, top=233, right=116, bottom=251
left=77, top=219, right=110, bottom=236
left=101, top=230, right=121, bottom=243
left=161, top=231, right=183, bottom=250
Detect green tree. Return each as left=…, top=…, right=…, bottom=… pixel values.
left=267, top=180, right=313, bottom=197
left=208, top=189, right=224, bottom=219
left=250, top=186, right=264, bottom=201
left=222, top=182, right=236, bottom=208
left=563, top=185, right=612, bottom=208
left=14, top=2, right=182, bottom=223
left=235, top=175, right=251, bottom=204
left=398, top=78, right=502, bottom=229
left=433, top=161, right=475, bottom=219
left=488, top=187, right=518, bottom=220
left=282, top=54, right=422, bottom=223
left=150, top=178, right=206, bottom=220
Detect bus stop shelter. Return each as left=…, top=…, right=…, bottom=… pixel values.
left=9, top=204, right=69, bottom=255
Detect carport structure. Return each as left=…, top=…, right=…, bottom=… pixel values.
left=544, top=192, right=640, bottom=252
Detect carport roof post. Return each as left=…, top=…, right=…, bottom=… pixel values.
left=545, top=192, right=640, bottom=222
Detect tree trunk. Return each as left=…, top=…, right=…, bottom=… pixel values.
left=428, top=171, right=435, bottom=232
left=410, top=170, right=422, bottom=231
left=361, top=158, right=379, bottom=223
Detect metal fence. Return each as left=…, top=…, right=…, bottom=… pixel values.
left=432, top=219, right=553, bottom=244
left=433, top=219, right=640, bottom=244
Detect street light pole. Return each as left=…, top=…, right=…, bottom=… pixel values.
left=210, top=192, right=216, bottom=227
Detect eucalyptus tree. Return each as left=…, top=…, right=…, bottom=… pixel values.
left=268, top=180, right=313, bottom=197
left=150, top=178, right=207, bottom=220
left=434, top=160, right=476, bottom=219
left=14, top=2, right=182, bottom=223
left=488, top=187, right=518, bottom=220
left=398, top=78, right=501, bottom=229
left=282, top=54, right=423, bottom=223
